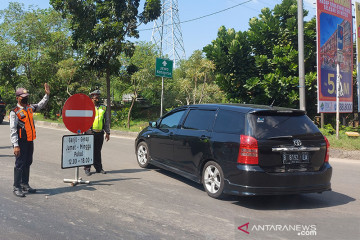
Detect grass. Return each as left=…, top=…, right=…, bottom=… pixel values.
left=33, top=113, right=63, bottom=123
left=111, top=119, right=149, bottom=132
left=325, top=133, right=360, bottom=151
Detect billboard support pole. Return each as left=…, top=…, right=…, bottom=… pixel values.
left=336, top=61, right=340, bottom=139
left=356, top=2, right=360, bottom=113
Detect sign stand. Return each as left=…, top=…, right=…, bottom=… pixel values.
left=61, top=93, right=96, bottom=187
left=64, top=166, right=90, bottom=186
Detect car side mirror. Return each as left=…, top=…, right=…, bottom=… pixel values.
left=149, top=121, right=157, bottom=128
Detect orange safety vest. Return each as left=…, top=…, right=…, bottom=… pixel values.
left=13, top=106, right=36, bottom=141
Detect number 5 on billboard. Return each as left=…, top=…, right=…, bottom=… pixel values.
left=328, top=73, right=335, bottom=95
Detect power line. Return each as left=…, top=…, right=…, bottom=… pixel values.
left=139, top=0, right=253, bottom=32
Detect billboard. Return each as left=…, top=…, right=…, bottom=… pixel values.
left=356, top=2, right=360, bottom=113
left=317, top=0, right=353, bottom=113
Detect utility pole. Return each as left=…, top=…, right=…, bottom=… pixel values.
left=298, top=0, right=306, bottom=111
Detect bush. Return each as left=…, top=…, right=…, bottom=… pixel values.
left=111, top=107, right=129, bottom=127
left=320, top=124, right=335, bottom=136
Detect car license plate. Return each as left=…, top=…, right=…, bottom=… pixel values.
left=282, top=152, right=309, bottom=164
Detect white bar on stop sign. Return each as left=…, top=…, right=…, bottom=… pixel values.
left=65, top=110, right=93, bottom=117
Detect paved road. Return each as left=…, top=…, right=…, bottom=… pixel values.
left=0, top=121, right=359, bottom=240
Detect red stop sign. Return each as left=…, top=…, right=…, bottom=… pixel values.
left=62, top=94, right=95, bottom=134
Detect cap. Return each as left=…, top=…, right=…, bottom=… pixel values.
left=16, top=88, right=30, bottom=97
left=90, top=90, right=101, bottom=96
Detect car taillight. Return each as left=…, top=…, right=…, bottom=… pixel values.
left=0, top=103, right=5, bottom=105
left=324, top=136, right=330, bottom=163
left=238, top=135, right=258, bottom=165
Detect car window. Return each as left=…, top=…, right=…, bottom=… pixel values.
left=247, top=114, right=321, bottom=139
left=213, top=110, right=245, bottom=134
left=182, top=109, right=216, bottom=131
left=159, top=110, right=185, bottom=129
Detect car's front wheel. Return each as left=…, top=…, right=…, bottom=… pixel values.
left=136, top=142, right=150, bottom=168
left=202, top=161, right=225, bottom=199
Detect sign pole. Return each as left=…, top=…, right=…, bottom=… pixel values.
left=161, top=77, right=164, bottom=116
left=155, top=58, right=173, bottom=117
left=298, top=0, right=306, bottom=111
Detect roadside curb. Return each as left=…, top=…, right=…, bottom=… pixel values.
left=330, top=149, right=359, bottom=161
left=34, top=120, right=138, bottom=139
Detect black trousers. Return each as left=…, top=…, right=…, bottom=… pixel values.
left=15, top=140, right=33, bottom=170
left=85, top=131, right=104, bottom=172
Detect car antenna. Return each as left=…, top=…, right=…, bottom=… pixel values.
left=270, top=99, right=275, bottom=108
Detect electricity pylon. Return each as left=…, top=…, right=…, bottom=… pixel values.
left=151, top=0, right=186, bottom=66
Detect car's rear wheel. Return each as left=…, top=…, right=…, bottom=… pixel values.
left=136, top=142, right=150, bottom=168
left=202, top=161, right=225, bottom=199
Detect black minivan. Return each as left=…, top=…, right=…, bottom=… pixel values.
left=135, top=104, right=332, bottom=199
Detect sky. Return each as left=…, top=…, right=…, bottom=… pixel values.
left=319, top=13, right=344, bottom=46
left=1, top=0, right=318, bottom=58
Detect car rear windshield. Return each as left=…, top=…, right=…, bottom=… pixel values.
left=247, top=113, right=320, bottom=139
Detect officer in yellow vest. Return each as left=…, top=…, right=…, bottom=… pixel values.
left=10, top=83, right=50, bottom=197
left=84, top=90, right=110, bottom=176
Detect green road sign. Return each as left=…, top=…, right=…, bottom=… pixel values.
left=155, top=58, right=173, bottom=78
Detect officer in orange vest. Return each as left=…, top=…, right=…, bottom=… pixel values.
left=10, top=83, right=50, bottom=197
left=84, top=90, right=110, bottom=176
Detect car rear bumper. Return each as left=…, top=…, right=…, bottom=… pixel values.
left=223, top=163, right=332, bottom=196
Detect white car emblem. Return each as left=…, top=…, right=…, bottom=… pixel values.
left=293, top=139, right=302, bottom=147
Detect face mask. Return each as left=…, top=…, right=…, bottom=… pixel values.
left=92, top=96, right=99, bottom=105
left=21, top=98, right=28, bottom=104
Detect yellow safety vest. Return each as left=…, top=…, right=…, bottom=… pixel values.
left=92, top=106, right=106, bottom=131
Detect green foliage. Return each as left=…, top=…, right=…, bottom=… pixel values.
left=203, top=27, right=255, bottom=101
left=170, top=50, right=226, bottom=106
left=0, top=3, right=76, bottom=115
left=319, top=124, right=336, bottom=136
left=50, top=0, right=161, bottom=122
left=111, top=108, right=129, bottom=127
left=203, top=0, right=317, bottom=116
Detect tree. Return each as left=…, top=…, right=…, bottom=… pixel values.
left=50, top=0, right=161, bottom=124
left=0, top=3, right=74, bottom=113
left=203, top=27, right=256, bottom=102
left=117, top=42, right=160, bottom=128
left=203, top=0, right=318, bottom=116
left=172, top=50, right=225, bottom=105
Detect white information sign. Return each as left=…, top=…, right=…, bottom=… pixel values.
left=62, top=135, right=94, bottom=169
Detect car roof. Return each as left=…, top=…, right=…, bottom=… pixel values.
left=184, top=103, right=304, bottom=113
